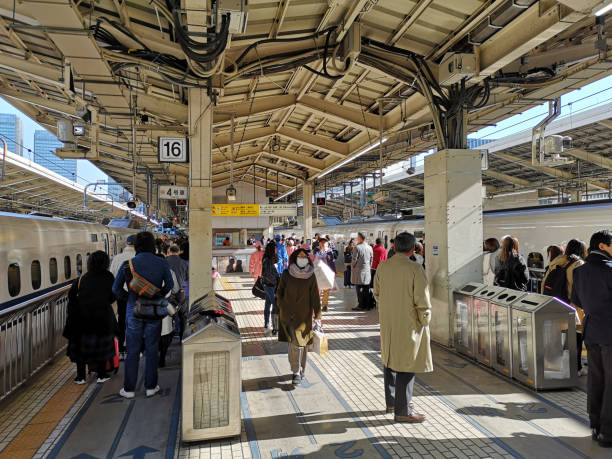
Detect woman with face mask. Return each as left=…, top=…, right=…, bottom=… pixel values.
left=276, top=248, right=322, bottom=385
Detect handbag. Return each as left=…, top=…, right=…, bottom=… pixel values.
left=128, top=260, right=160, bottom=299
left=252, top=277, right=266, bottom=300
left=133, top=296, right=169, bottom=320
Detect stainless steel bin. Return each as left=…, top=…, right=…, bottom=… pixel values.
left=182, top=292, right=241, bottom=441
left=489, top=289, right=527, bottom=376
left=472, top=285, right=507, bottom=367
left=452, top=282, right=486, bottom=358
left=511, top=293, right=578, bottom=390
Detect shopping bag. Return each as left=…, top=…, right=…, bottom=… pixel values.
left=312, top=330, right=328, bottom=356
left=105, top=337, right=119, bottom=374
left=314, top=261, right=335, bottom=291
left=252, top=277, right=266, bottom=300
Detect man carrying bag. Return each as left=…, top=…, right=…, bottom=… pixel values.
left=113, top=232, right=174, bottom=399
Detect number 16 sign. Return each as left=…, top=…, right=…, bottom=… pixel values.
left=158, top=137, right=188, bottom=163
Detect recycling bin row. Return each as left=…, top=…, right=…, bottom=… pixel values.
left=453, top=282, right=578, bottom=390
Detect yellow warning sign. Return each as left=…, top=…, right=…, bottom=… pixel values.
left=212, top=204, right=260, bottom=217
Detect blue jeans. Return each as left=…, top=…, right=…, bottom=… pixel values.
left=124, top=315, right=162, bottom=391
left=264, top=285, right=276, bottom=327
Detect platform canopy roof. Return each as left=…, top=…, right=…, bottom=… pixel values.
left=0, top=149, right=143, bottom=221
left=0, top=0, right=610, bottom=218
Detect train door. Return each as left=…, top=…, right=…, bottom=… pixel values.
left=382, top=231, right=389, bottom=249
left=103, top=234, right=109, bottom=255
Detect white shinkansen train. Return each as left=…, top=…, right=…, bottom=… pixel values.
left=279, top=200, right=612, bottom=267
left=0, top=212, right=139, bottom=312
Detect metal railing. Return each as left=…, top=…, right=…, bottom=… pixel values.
left=0, top=285, right=71, bottom=401
left=528, top=267, right=546, bottom=293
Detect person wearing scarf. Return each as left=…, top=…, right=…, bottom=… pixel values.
left=276, top=248, right=322, bottom=385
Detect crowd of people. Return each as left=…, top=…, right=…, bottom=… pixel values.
left=482, top=230, right=612, bottom=447
left=63, top=231, right=189, bottom=399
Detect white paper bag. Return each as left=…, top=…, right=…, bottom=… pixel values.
left=312, top=330, right=328, bottom=356
left=314, top=260, right=335, bottom=291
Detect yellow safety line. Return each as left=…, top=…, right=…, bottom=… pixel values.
left=0, top=376, right=87, bottom=458
left=220, top=278, right=236, bottom=292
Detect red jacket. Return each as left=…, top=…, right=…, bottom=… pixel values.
left=372, top=244, right=387, bottom=269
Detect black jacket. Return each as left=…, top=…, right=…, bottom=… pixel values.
left=495, top=253, right=529, bottom=291
left=64, top=270, right=117, bottom=339
left=571, top=251, right=612, bottom=345
left=262, top=256, right=279, bottom=287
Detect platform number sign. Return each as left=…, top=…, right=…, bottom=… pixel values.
left=158, top=137, right=188, bottom=163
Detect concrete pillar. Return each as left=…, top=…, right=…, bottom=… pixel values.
left=570, top=190, right=582, bottom=203
left=239, top=228, right=247, bottom=246
left=188, top=88, right=213, bottom=303
left=425, top=149, right=483, bottom=346
left=302, top=181, right=313, bottom=241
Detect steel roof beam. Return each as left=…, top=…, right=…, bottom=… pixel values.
left=478, top=2, right=586, bottom=80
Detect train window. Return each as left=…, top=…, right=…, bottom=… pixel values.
left=49, top=258, right=58, bottom=284
left=8, top=263, right=20, bottom=297
left=31, top=260, right=41, bottom=290
left=91, top=234, right=98, bottom=242
left=76, top=254, right=83, bottom=276
left=384, top=235, right=388, bottom=249
left=64, top=256, right=71, bottom=280
left=113, top=235, right=117, bottom=255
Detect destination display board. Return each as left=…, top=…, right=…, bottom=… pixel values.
left=212, top=203, right=297, bottom=217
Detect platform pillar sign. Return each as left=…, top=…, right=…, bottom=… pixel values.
left=302, top=181, right=313, bottom=240
left=425, top=149, right=483, bottom=346
left=188, top=87, right=213, bottom=300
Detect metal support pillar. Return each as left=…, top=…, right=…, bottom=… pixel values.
left=303, top=181, right=313, bottom=241
left=188, top=87, right=213, bottom=301
left=425, top=149, right=482, bottom=346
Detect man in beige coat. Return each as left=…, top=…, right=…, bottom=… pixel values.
left=374, top=232, right=433, bottom=423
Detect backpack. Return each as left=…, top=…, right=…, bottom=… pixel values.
left=542, top=258, right=573, bottom=302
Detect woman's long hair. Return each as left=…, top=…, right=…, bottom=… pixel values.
left=263, top=241, right=278, bottom=263
left=500, top=236, right=517, bottom=263
left=289, top=248, right=313, bottom=267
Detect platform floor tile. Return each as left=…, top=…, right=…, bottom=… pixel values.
left=180, top=275, right=608, bottom=459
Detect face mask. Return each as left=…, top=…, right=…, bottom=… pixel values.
left=296, top=258, right=308, bottom=268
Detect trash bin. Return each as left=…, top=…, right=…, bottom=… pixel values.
left=452, top=282, right=486, bottom=358
left=182, top=292, right=241, bottom=441
left=489, top=289, right=527, bottom=376
left=472, top=285, right=508, bottom=367
left=511, top=293, right=577, bottom=390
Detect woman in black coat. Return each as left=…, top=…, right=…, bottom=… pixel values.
left=64, top=250, right=117, bottom=384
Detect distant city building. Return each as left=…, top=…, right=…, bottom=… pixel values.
left=0, top=113, right=23, bottom=156
left=33, top=130, right=76, bottom=181
left=467, top=137, right=496, bottom=149
left=106, top=177, right=129, bottom=202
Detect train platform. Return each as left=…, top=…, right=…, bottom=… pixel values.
left=0, top=274, right=605, bottom=459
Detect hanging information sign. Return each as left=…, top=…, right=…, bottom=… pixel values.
left=259, top=203, right=297, bottom=216
left=159, top=185, right=188, bottom=200
left=212, top=204, right=259, bottom=217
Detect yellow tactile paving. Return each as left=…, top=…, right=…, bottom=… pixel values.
left=0, top=377, right=86, bottom=458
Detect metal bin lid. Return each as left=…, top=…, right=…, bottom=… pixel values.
left=491, top=288, right=527, bottom=306
left=455, top=282, right=486, bottom=296
left=474, top=285, right=506, bottom=300
left=511, top=292, right=574, bottom=313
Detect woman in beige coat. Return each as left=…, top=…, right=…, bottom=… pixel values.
left=276, top=248, right=322, bottom=385
left=373, top=232, right=433, bottom=424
